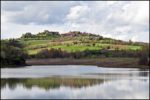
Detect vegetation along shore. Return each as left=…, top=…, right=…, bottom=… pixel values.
left=26, top=58, right=149, bottom=69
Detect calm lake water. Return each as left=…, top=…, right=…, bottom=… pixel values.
left=1, top=65, right=149, bottom=99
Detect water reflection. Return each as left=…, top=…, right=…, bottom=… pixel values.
left=1, top=78, right=149, bottom=99
left=1, top=65, right=149, bottom=99
left=1, top=78, right=104, bottom=90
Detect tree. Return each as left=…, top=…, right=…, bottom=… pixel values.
left=21, top=32, right=33, bottom=38
left=129, top=39, right=132, bottom=45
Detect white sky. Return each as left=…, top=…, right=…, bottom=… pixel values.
left=1, top=1, right=149, bottom=42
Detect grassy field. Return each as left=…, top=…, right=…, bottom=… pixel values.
left=22, top=39, right=142, bottom=55
left=26, top=57, right=149, bottom=69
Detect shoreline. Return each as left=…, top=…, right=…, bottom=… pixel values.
left=26, top=58, right=149, bottom=69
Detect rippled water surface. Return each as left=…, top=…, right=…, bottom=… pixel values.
left=1, top=65, right=149, bottom=99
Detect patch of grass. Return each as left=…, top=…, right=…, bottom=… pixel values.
left=22, top=40, right=50, bottom=46
left=127, top=45, right=141, bottom=50
left=48, top=45, right=102, bottom=52
left=22, top=39, right=142, bottom=55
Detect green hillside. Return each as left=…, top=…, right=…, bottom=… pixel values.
left=18, top=30, right=142, bottom=55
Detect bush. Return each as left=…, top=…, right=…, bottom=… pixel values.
left=139, top=56, right=149, bottom=65
left=1, top=40, right=28, bottom=67
left=35, top=48, right=70, bottom=58
left=138, top=45, right=149, bottom=65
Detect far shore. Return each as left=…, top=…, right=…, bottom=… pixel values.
left=26, top=58, right=149, bottom=69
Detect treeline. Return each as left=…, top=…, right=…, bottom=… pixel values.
left=21, top=30, right=60, bottom=40
left=30, top=47, right=149, bottom=65
left=30, top=48, right=144, bottom=58
left=1, top=39, right=28, bottom=67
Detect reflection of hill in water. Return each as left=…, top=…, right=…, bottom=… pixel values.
left=1, top=78, right=105, bottom=90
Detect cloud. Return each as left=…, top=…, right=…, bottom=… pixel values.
left=1, top=1, right=78, bottom=25
left=66, top=5, right=90, bottom=22
left=1, top=1, right=30, bottom=11
left=1, top=1, right=149, bottom=42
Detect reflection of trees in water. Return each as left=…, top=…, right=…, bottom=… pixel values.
left=1, top=78, right=105, bottom=90
left=1, top=79, right=27, bottom=90
left=139, top=71, right=149, bottom=77
left=138, top=69, right=149, bottom=77
left=127, top=69, right=149, bottom=78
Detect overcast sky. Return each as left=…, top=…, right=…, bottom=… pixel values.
left=1, top=1, right=149, bottom=42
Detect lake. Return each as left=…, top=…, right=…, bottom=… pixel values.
left=1, top=65, right=149, bottom=99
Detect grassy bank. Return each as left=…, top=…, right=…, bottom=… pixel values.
left=26, top=58, right=149, bottom=69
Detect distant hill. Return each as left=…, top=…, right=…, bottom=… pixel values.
left=1, top=30, right=149, bottom=68
left=17, top=30, right=148, bottom=55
